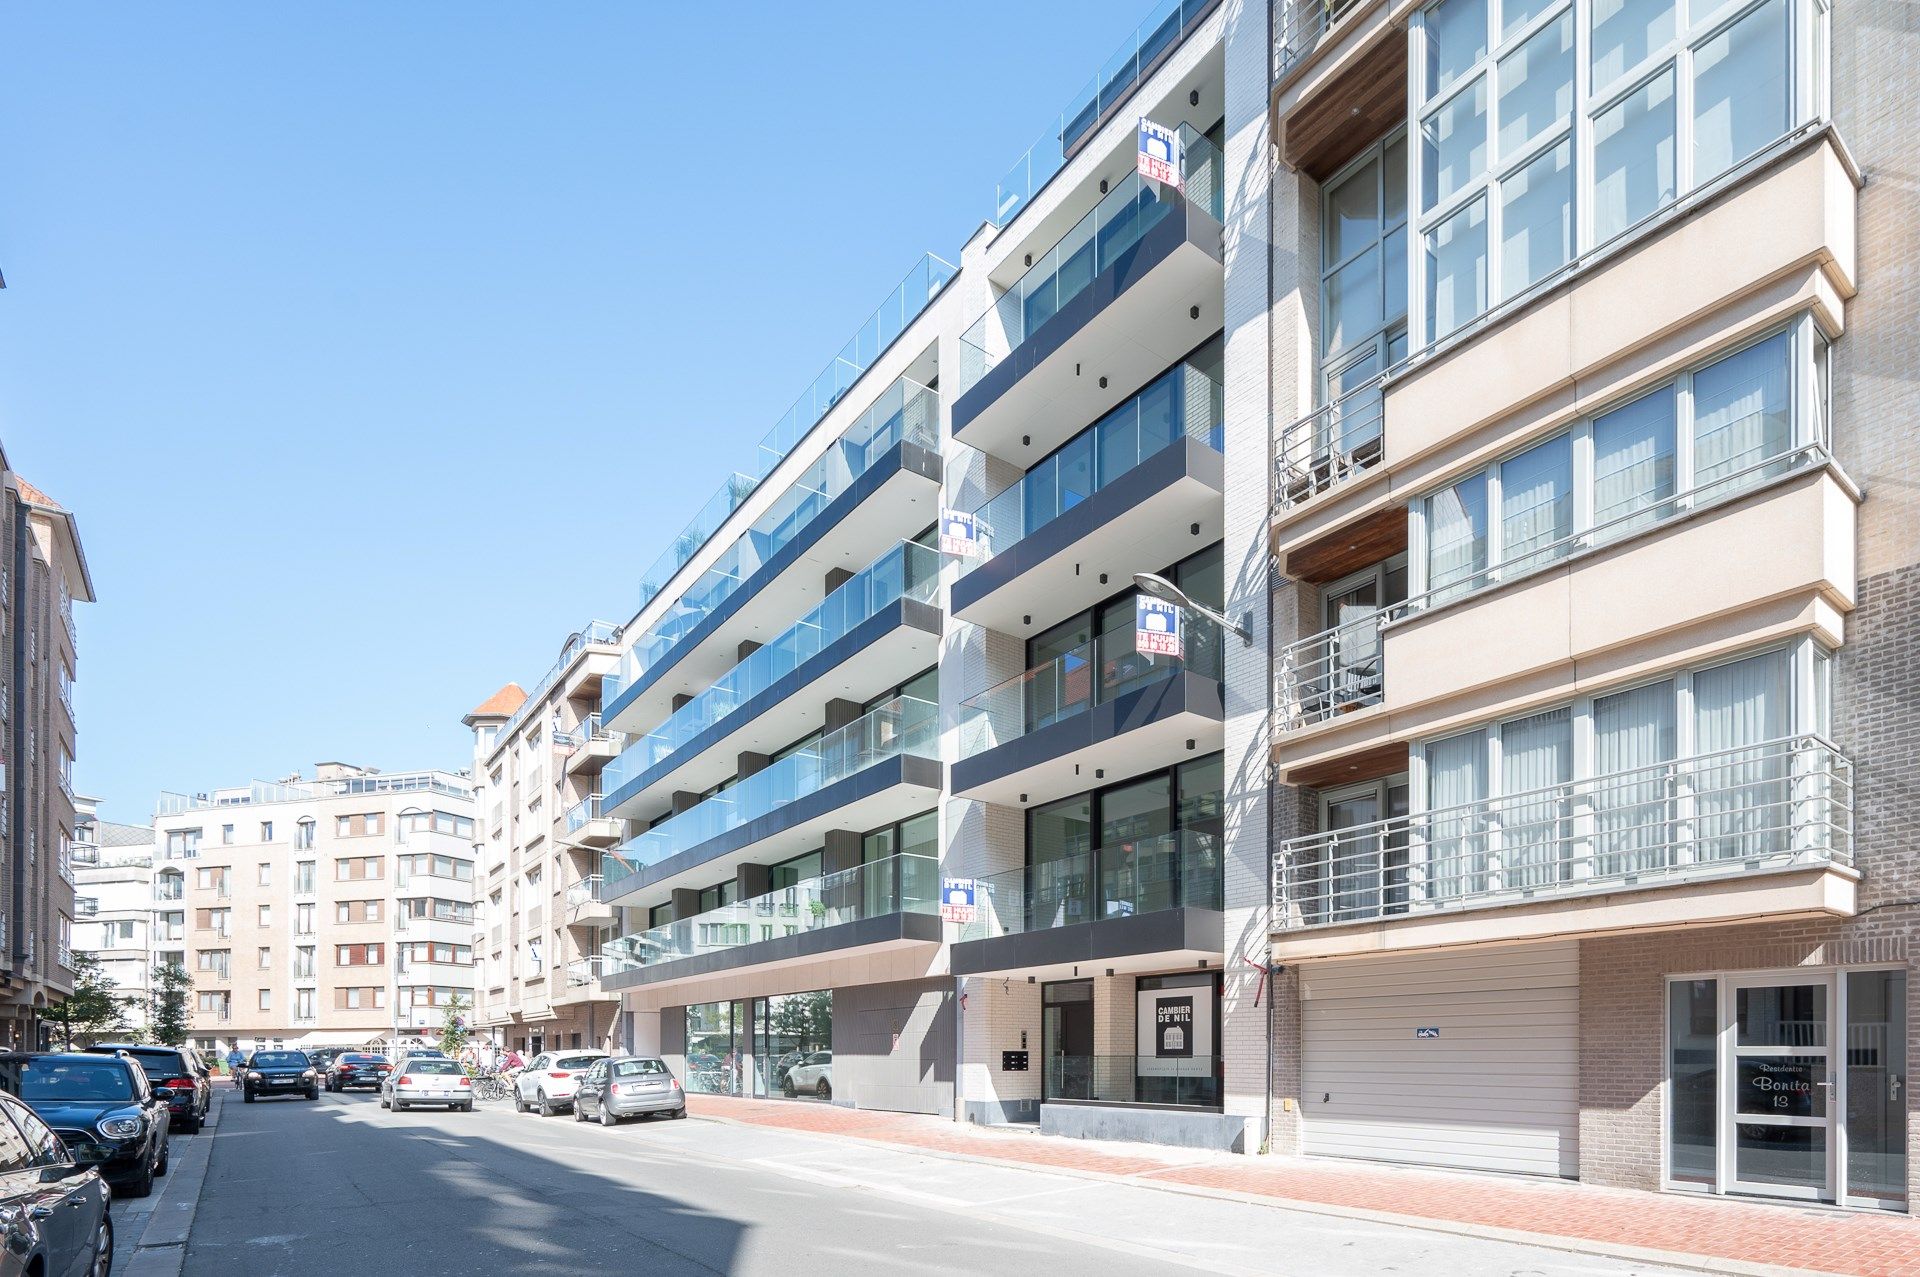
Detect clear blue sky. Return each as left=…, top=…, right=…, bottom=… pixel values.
left=0, top=1, right=1129, bottom=823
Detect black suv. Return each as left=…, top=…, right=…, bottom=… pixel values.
left=0, top=1052, right=169, bottom=1197
left=325, top=1053, right=392, bottom=1092
left=241, top=1049, right=320, bottom=1102
left=84, top=1043, right=213, bottom=1133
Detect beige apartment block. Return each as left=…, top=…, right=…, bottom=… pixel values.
left=69, top=796, right=160, bottom=1035
left=153, top=762, right=477, bottom=1056
left=1264, top=0, right=1916, bottom=1213
left=0, top=473, right=95, bottom=1050
left=464, top=621, right=624, bottom=1057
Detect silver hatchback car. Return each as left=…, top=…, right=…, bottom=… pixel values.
left=571, top=1056, right=687, bottom=1126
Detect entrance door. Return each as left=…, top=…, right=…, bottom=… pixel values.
left=1042, top=980, right=1094, bottom=1101
left=1727, top=975, right=1834, bottom=1201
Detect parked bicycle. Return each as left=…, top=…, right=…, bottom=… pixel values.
left=469, top=1070, right=515, bottom=1103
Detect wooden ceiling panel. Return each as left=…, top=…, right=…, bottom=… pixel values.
left=1286, top=740, right=1410, bottom=792
left=1281, top=34, right=1408, bottom=181
left=1284, top=504, right=1408, bottom=583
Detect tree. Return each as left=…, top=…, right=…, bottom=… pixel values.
left=439, top=996, right=471, bottom=1056
left=150, top=962, right=192, bottom=1047
left=47, top=953, right=127, bottom=1049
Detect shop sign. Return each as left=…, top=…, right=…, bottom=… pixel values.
left=939, top=509, right=980, bottom=558
left=1135, top=595, right=1183, bottom=657
left=1155, top=996, right=1194, bottom=1057
left=939, top=877, right=977, bottom=924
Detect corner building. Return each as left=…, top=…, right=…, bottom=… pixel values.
left=1263, top=0, right=1916, bottom=1211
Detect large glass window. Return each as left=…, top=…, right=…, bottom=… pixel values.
left=757, top=990, right=833, bottom=1101
left=1320, top=132, right=1409, bottom=395
left=1668, top=978, right=1718, bottom=1185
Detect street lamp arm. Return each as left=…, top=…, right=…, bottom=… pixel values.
left=1132, top=572, right=1254, bottom=645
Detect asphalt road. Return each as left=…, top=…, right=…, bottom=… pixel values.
left=184, top=1088, right=1696, bottom=1276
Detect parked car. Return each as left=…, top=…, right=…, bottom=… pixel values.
left=783, top=1050, right=833, bottom=1100
left=0, top=1052, right=169, bottom=1198
left=380, top=1058, right=472, bottom=1112
left=324, top=1053, right=392, bottom=1092
left=572, top=1056, right=687, bottom=1126
left=82, top=1044, right=212, bottom=1134
left=303, top=1046, right=346, bottom=1075
left=240, top=1050, right=319, bottom=1103
left=513, top=1049, right=607, bottom=1116
left=0, top=1088, right=113, bottom=1276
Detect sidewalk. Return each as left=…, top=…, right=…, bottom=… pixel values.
left=685, top=1095, right=1920, bottom=1277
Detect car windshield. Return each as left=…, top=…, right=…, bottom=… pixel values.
left=555, top=1055, right=601, bottom=1070
left=404, top=1060, right=461, bottom=1075
left=250, top=1053, right=309, bottom=1069
left=21, top=1059, right=135, bottom=1102
left=613, top=1059, right=668, bottom=1077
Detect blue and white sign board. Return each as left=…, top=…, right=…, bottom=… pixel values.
left=939, top=509, right=980, bottom=559
left=939, top=877, right=977, bottom=924
left=1415, top=1026, right=1441, bottom=1039
left=1135, top=595, right=1184, bottom=658
left=1138, top=118, right=1184, bottom=190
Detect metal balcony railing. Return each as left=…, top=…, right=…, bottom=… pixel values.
left=1271, top=736, right=1852, bottom=930
left=1272, top=371, right=1388, bottom=511
left=1276, top=605, right=1405, bottom=729
left=1274, top=0, right=1368, bottom=80
left=566, top=956, right=604, bottom=987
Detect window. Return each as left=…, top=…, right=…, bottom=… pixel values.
left=295, top=819, right=316, bottom=850
left=293, top=946, right=316, bottom=978
left=295, top=989, right=316, bottom=1020
left=196, top=950, right=229, bottom=977
left=1411, top=321, right=1817, bottom=605
left=336, top=987, right=386, bottom=1010
left=258, top=989, right=272, bottom=1011
left=336, top=943, right=384, bottom=966
left=294, top=861, right=315, bottom=894
left=220, top=824, right=234, bottom=845
left=336, top=812, right=384, bottom=838
left=1406, top=0, right=1827, bottom=344
left=336, top=900, right=381, bottom=924
left=257, top=862, right=271, bottom=887
left=196, top=992, right=230, bottom=1016
left=259, top=821, right=274, bottom=841
left=294, top=903, right=315, bottom=936
left=258, top=946, right=272, bottom=970
left=335, top=856, right=384, bottom=882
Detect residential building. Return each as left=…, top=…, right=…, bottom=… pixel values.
left=1262, top=0, right=1914, bottom=1213
left=153, top=763, right=477, bottom=1056
left=2, top=473, right=94, bottom=1050
left=462, top=620, right=626, bottom=1057
left=70, top=796, right=159, bottom=1034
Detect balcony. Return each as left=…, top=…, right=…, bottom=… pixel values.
left=601, top=696, right=941, bottom=903
left=561, top=794, right=622, bottom=848
left=551, top=957, right=611, bottom=1007
left=955, top=632, right=1223, bottom=807
left=57, top=945, right=74, bottom=970
left=564, top=875, right=614, bottom=928
left=1270, top=736, right=1857, bottom=961
left=562, top=714, right=625, bottom=776
left=600, top=854, right=939, bottom=993
left=952, top=363, right=1224, bottom=633
left=956, top=129, right=1225, bottom=463
left=602, top=540, right=941, bottom=821
left=953, top=830, right=1222, bottom=977
left=1272, top=371, right=1386, bottom=513
left=993, top=0, right=1221, bottom=225
left=1276, top=455, right=1854, bottom=780
left=603, top=375, right=943, bottom=735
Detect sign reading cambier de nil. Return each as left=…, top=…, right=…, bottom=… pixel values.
left=1156, top=996, right=1194, bottom=1058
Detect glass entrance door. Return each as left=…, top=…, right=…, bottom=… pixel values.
left=1728, top=975, right=1834, bottom=1201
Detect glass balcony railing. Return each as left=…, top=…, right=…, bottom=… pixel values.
left=493, top=620, right=622, bottom=746
left=957, top=830, right=1221, bottom=944
left=630, top=255, right=955, bottom=615
left=562, top=794, right=606, bottom=835
left=601, top=696, right=940, bottom=896
left=604, top=541, right=941, bottom=797
left=600, top=854, right=938, bottom=977
left=606, top=375, right=941, bottom=709
left=1272, top=736, right=1853, bottom=929
left=993, top=0, right=1218, bottom=225
left=959, top=625, right=1223, bottom=759
left=964, top=128, right=1223, bottom=396
left=1044, top=1053, right=1222, bottom=1108
left=961, top=363, right=1222, bottom=566
left=565, top=875, right=605, bottom=911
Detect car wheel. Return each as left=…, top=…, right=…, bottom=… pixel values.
left=782, top=1077, right=796, bottom=1098
left=243, top=1090, right=256, bottom=1104
left=672, top=1107, right=687, bottom=1120
left=816, top=1079, right=832, bottom=1101
left=379, top=1094, right=390, bottom=1109
left=181, top=1114, right=202, bottom=1135
left=156, top=1139, right=170, bottom=1177
left=127, top=1158, right=155, bottom=1199
left=538, top=1090, right=555, bottom=1117
left=306, top=1089, right=319, bottom=1101
left=88, top=1214, right=113, bottom=1277
left=396, top=1101, right=409, bottom=1112
left=599, top=1104, right=618, bottom=1128
left=514, top=1090, right=528, bottom=1114
left=461, top=1103, right=474, bottom=1113
left=573, top=1099, right=587, bottom=1122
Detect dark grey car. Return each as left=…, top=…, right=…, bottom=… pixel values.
left=571, top=1057, right=687, bottom=1126
left=0, top=1089, right=113, bottom=1277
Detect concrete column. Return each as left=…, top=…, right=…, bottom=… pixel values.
left=736, top=639, right=762, bottom=663
left=671, top=693, right=693, bottom=712
left=735, top=862, right=771, bottom=901
left=669, top=887, right=701, bottom=921
left=824, top=567, right=854, bottom=594
left=822, top=829, right=862, bottom=876
left=671, top=790, right=700, bottom=816
left=736, top=750, right=770, bottom=779
left=823, top=698, right=863, bottom=732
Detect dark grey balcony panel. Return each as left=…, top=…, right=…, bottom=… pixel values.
left=953, top=209, right=1225, bottom=438
left=951, top=439, right=1223, bottom=619
left=604, top=752, right=945, bottom=905
left=601, top=910, right=942, bottom=992
left=602, top=439, right=942, bottom=723
left=951, top=670, right=1224, bottom=799
left=951, top=907, right=1223, bottom=977
left=600, top=597, right=942, bottom=816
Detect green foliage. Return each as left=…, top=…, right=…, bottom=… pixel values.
left=439, top=995, right=472, bottom=1056
left=48, top=952, right=128, bottom=1049
left=150, top=961, right=192, bottom=1047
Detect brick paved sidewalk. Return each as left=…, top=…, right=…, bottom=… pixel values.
left=686, top=1094, right=1920, bottom=1276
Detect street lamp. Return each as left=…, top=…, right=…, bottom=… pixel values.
left=1133, top=572, right=1253, bottom=646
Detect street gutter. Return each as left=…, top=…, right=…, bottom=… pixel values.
left=120, top=1091, right=224, bottom=1277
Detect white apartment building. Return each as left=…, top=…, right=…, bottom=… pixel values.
left=69, top=796, right=159, bottom=1034
left=153, top=763, right=478, bottom=1056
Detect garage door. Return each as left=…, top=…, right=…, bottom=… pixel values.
left=1301, top=941, right=1578, bottom=1177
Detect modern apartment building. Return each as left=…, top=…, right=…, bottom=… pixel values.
left=153, top=763, right=478, bottom=1056
left=2, top=474, right=94, bottom=1050
left=70, top=796, right=160, bottom=1035
left=469, top=0, right=1914, bottom=1212
left=1262, top=0, right=1914, bottom=1213
left=463, top=620, right=626, bottom=1057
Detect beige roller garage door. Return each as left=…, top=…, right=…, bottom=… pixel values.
left=1301, top=941, right=1579, bottom=1177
